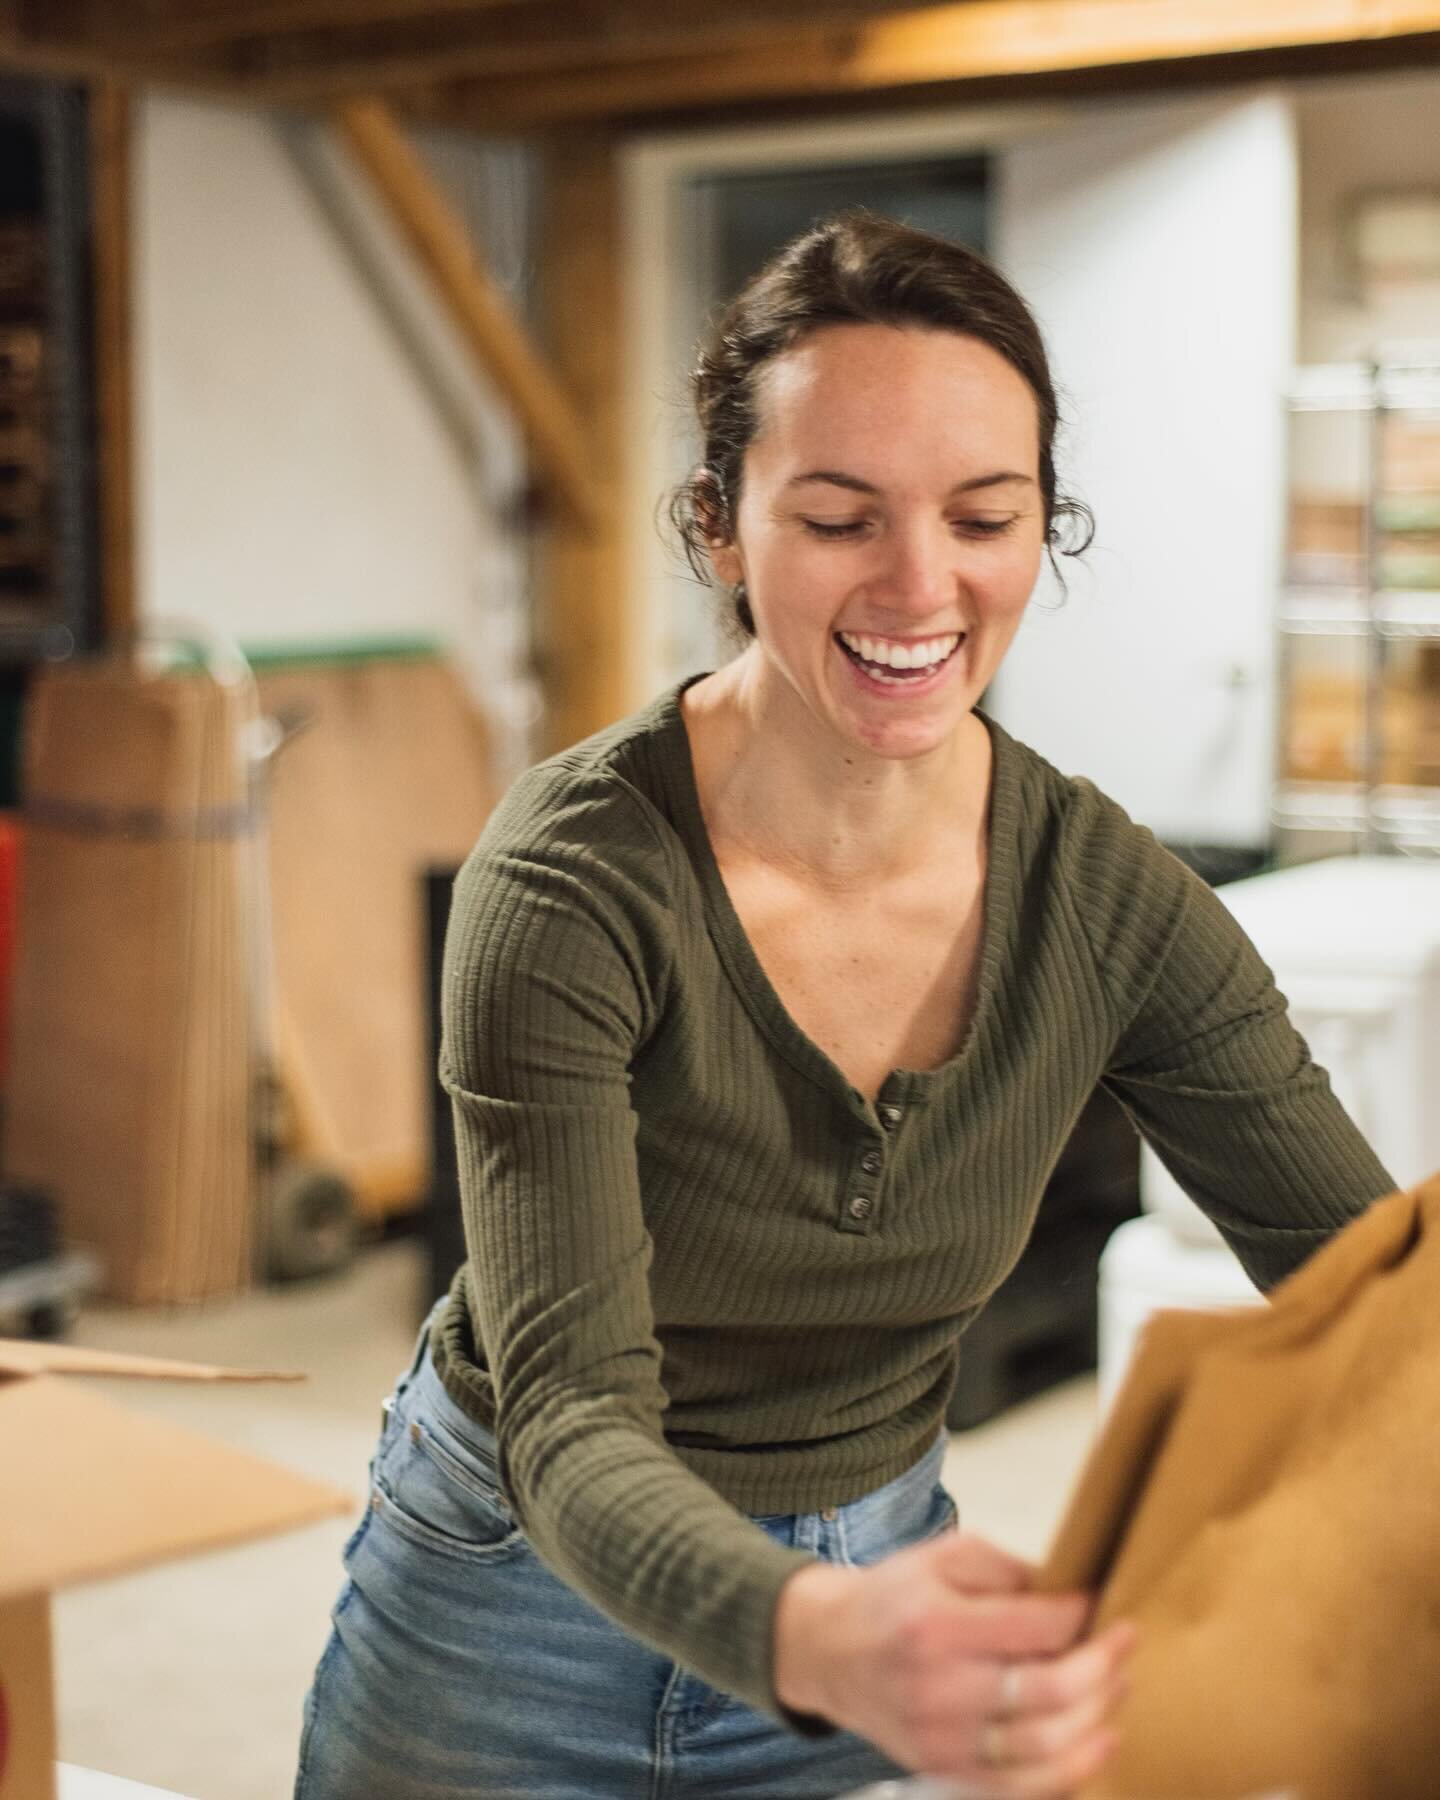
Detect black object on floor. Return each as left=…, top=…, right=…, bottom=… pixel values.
left=0, top=1180, right=100, bottom=1337
left=422, top=865, right=467, bottom=1318
left=945, top=1083, right=1141, bottom=1431
left=0, top=1182, right=59, bottom=1274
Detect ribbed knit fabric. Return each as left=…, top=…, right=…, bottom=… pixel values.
left=429, top=670, right=1396, bottom=1730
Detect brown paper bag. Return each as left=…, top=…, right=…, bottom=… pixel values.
left=1043, top=1170, right=1440, bottom=1799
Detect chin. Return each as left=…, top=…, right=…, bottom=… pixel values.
left=844, top=710, right=965, bottom=761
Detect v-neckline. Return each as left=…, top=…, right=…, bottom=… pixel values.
left=654, top=671, right=1020, bottom=1127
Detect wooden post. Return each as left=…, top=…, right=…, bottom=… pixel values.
left=89, top=80, right=136, bottom=645
left=535, top=129, right=630, bottom=756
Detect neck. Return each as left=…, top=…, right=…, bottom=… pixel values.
left=681, top=648, right=990, bottom=889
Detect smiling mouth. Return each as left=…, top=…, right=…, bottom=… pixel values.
left=828, top=637, right=964, bottom=684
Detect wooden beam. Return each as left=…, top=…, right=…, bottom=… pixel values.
left=332, top=99, right=602, bottom=533
left=169, top=0, right=941, bottom=103
left=534, top=131, right=629, bottom=754
left=419, top=0, right=1440, bottom=126
left=0, top=0, right=231, bottom=88
left=54, top=0, right=539, bottom=55
left=89, top=81, right=137, bottom=645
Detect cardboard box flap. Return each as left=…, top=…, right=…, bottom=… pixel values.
left=0, top=1374, right=351, bottom=1602
left=0, top=1336, right=302, bottom=1383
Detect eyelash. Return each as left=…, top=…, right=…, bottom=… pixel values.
left=800, top=518, right=1017, bottom=540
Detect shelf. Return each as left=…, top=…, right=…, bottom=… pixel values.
left=1287, top=358, right=1440, bottom=415
left=1279, top=589, right=1440, bottom=639
left=1272, top=782, right=1440, bottom=852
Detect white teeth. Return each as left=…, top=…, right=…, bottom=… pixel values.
left=838, top=631, right=960, bottom=670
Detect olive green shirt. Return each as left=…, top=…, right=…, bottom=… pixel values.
left=430, top=672, right=1395, bottom=1728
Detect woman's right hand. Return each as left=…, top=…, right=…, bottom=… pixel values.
left=773, top=1531, right=1135, bottom=1797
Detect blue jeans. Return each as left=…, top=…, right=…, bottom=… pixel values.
left=294, top=1303, right=959, bottom=1799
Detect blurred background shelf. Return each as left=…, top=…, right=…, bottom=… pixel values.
left=1272, top=779, right=1440, bottom=851
left=1280, top=353, right=1440, bottom=857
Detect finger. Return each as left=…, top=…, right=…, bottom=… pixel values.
left=977, top=1666, right=1126, bottom=1768
left=942, top=1591, right=1093, bottom=1659
left=991, top=1621, right=1139, bottom=1718
left=980, top=1726, right=1119, bottom=1800
left=931, top=1531, right=1036, bottom=1595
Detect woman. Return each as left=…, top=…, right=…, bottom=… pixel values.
left=294, top=210, right=1394, bottom=1800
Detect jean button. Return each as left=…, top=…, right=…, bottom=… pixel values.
left=820, top=1506, right=838, bottom=1522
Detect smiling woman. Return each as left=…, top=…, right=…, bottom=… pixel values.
left=692, top=323, right=1043, bottom=779
left=295, top=210, right=1396, bottom=1800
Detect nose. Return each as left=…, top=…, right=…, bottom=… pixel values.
left=868, top=518, right=957, bottom=618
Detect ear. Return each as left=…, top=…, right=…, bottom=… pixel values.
left=708, top=537, right=743, bottom=589
left=691, top=467, right=743, bottom=588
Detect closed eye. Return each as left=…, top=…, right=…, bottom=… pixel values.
left=800, top=517, right=1019, bottom=540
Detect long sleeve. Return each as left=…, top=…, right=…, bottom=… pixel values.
left=437, top=765, right=829, bottom=1729
left=1068, top=782, right=1398, bottom=1291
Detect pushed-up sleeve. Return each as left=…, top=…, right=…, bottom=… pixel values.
left=438, top=768, right=830, bottom=1730
left=1067, top=782, right=1396, bottom=1292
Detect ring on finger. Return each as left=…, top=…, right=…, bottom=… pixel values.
left=997, top=1663, right=1025, bottom=1718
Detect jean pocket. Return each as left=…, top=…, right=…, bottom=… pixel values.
left=928, top=1483, right=960, bottom=1539
left=839, top=1478, right=959, bottom=1568
left=375, top=1401, right=526, bottom=1562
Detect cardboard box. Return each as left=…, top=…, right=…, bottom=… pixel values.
left=0, top=1336, right=352, bottom=1800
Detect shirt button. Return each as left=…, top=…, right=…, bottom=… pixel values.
left=880, top=1104, right=903, bottom=1127
left=860, top=1149, right=883, bottom=1176
left=848, top=1194, right=873, bottom=1220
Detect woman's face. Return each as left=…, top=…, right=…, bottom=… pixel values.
left=710, top=322, right=1046, bottom=762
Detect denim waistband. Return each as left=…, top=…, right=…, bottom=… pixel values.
left=401, top=1296, right=950, bottom=1539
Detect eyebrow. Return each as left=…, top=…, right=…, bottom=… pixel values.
left=784, top=469, right=1035, bottom=496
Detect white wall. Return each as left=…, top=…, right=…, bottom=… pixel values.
left=992, top=92, right=1298, bottom=847
left=132, top=93, right=538, bottom=774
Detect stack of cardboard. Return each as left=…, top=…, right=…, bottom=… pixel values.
left=254, top=648, right=495, bottom=1221
left=5, top=659, right=256, bottom=1303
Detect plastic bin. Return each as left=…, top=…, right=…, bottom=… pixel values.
left=1106, top=854, right=1440, bottom=1397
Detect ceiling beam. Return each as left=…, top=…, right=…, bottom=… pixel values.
left=126, top=0, right=934, bottom=103
left=0, top=0, right=229, bottom=87
left=332, top=99, right=603, bottom=532
left=414, top=0, right=1440, bottom=128
left=38, top=0, right=547, bottom=56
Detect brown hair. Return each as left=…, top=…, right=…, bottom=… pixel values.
left=665, top=207, right=1093, bottom=640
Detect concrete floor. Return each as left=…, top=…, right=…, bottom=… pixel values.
left=49, top=1239, right=1099, bottom=1800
